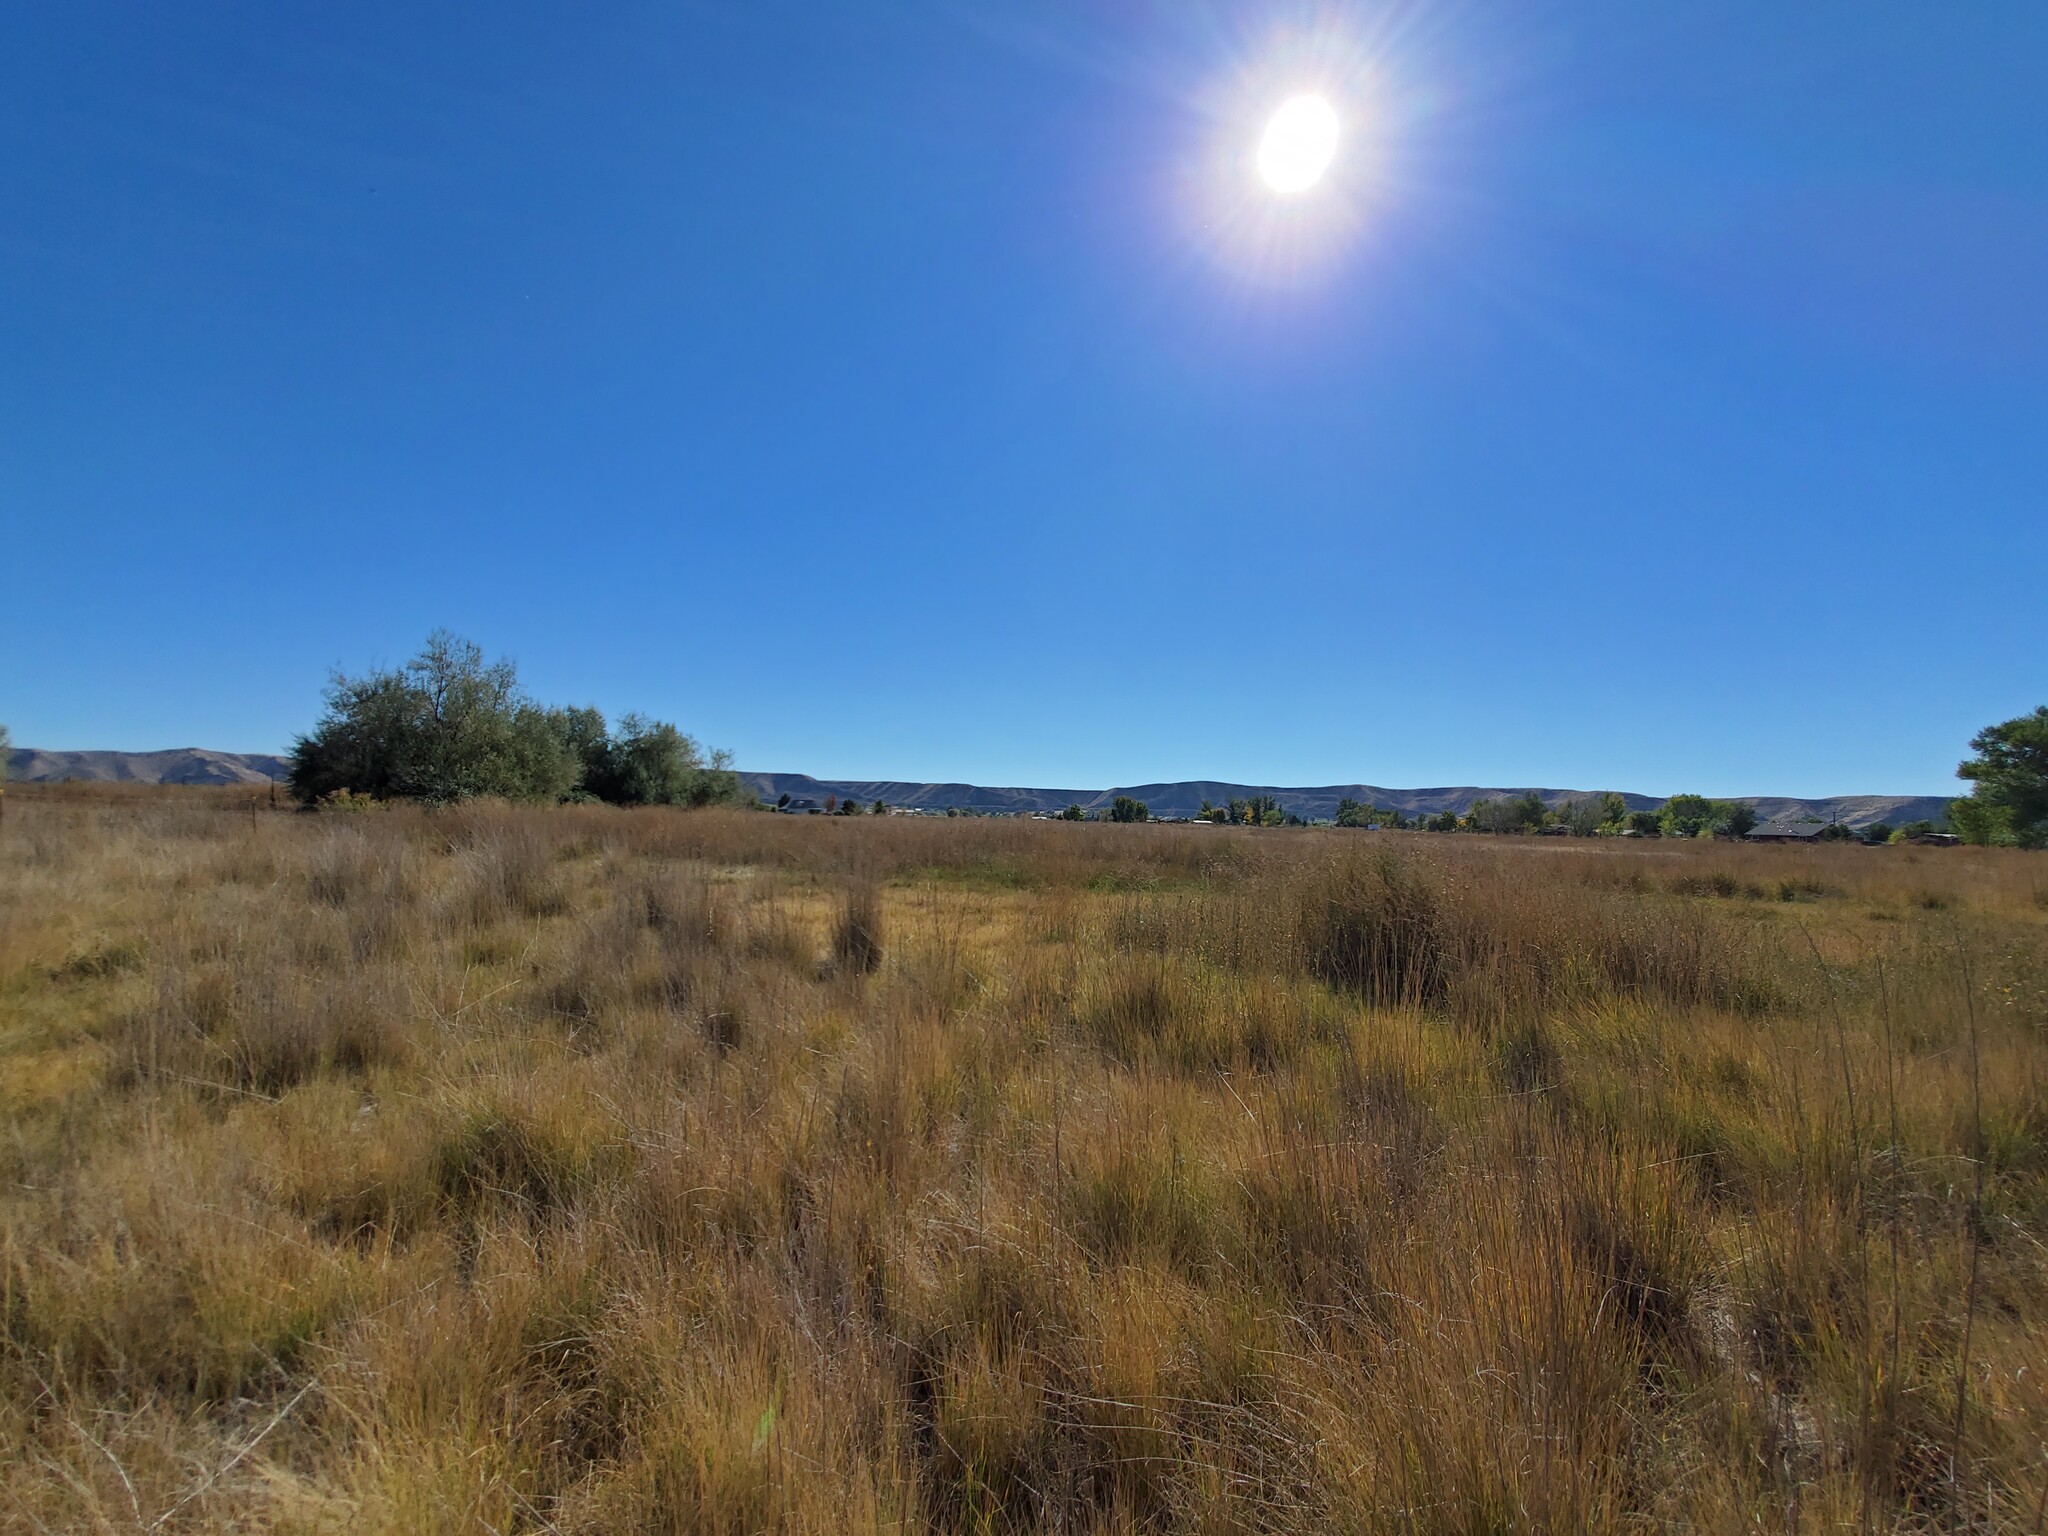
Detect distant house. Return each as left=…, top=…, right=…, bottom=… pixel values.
left=1908, top=831, right=1961, bottom=847
left=1747, top=818, right=1833, bottom=843
left=780, top=798, right=823, bottom=815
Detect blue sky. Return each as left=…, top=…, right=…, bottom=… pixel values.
left=3, top=3, right=2042, bottom=798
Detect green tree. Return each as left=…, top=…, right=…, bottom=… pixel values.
left=1559, top=797, right=1605, bottom=837
left=556, top=705, right=609, bottom=788
left=583, top=713, right=740, bottom=808
left=1338, top=799, right=1413, bottom=829
left=1109, top=796, right=1149, bottom=823
left=1466, top=795, right=1545, bottom=834
left=290, top=631, right=580, bottom=804
left=1655, top=794, right=1754, bottom=839
left=1947, top=795, right=2005, bottom=846
left=1230, top=794, right=1280, bottom=826
left=1952, top=705, right=2048, bottom=848
left=1425, top=810, right=1460, bottom=832
left=1659, top=793, right=1718, bottom=839
left=1624, top=810, right=1662, bottom=838
left=1861, top=821, right=1894, bottom=846
left=872, top=799, right=887, bottom=815
left=1060, top=804, right=1086, bottom=822
left=289, top=632, right=738, bottom=808
left=1598, top=792, right=1629, bottom=829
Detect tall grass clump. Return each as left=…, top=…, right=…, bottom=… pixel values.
left=832, top=878, right=884, bottom=975
left=1292, top=849, right=1450, bottom=1006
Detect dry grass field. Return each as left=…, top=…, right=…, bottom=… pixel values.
left=2, top=786, right=2044, bottom=1532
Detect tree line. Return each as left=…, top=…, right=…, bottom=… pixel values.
left=1054, top=796, right=1153, bottom=822
left=1320, top=791, right=1751, bottom=837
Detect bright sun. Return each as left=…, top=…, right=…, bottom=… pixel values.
left=1257, top=94, right=1338, bottom=194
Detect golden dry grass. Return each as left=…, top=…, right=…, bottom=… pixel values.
left=2, top=786, right=2044, bottom=1532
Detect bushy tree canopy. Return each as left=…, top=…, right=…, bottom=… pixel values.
left=1465, top=793, right=1547, bottom=834
left=1658, top=794, right=1717, bottom=838
left=1557, top=797, right=1606, bottom=837
left=578, top=713, right=739, bottom=809
left=1109, top=796, right=1150, bottom=823
left=1953, top=705, right=2048, bottom=848
left=1658, top=794, right=1757, bottom=840
left=289, top=632, right=741, bottom=809
left=1226, top=795, right=1282, bottom=827
left=1336, top=798, right=1412, bottom=829
left=289, top=633, right=578, bottom=804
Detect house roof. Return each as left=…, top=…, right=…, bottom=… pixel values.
left=1746, top=818, right=1831, bottom=839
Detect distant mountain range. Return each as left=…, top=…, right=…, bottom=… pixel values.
left=742, top=774, right=1953, bottom=831
left=6, top=747, right=291, bottom=786
left=4, top=750, right=1953, bottom=831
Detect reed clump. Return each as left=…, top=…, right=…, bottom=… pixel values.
left=2, top=785, right=2044, bottom=1531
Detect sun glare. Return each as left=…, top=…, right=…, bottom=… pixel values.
left=1257, top=94, right=1339, bottom=194
left=1177, top=23, right=1402, bottom=286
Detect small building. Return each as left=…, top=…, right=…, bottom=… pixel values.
left=1908, top=832, right=1961, bottom=846
left=1746, top=818, right=1833, bottom=843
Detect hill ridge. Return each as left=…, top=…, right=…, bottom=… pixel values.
left=5, top=750, right=1952, bottom=830
left=740, top=772, right=1950, bottom=831
left=6, top=747, right=292, bottom=787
